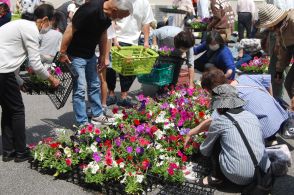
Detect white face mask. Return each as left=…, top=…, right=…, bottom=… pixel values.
left=40, top=25, right=51, bottom=34
left=75, top=0, right=85, bottom=6
left=209, top=44, right=220, bottom=51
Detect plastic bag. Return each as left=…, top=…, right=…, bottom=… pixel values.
left=265, top=144, right=292, bottom=176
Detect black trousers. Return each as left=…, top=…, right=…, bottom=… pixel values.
left=106, top=42, right=136, bottom=93
left=210, top=138, right=225, bottom=180
left=238, top=12, right=252, bottom=40
left=0, top=72, right=26, bottom=152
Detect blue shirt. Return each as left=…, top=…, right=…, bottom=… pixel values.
left=236, top=74, right=289, bottom=138
left=151, top=26, right=194, bottom=68
left=194, top=42, right=236, bottom=79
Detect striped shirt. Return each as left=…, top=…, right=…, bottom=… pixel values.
left=236, top=75, right=288, bottom=138
left=201, top=111, right=270, bottom=185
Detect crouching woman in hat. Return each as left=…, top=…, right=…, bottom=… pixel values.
left=185, top=84, right=270, bottom=187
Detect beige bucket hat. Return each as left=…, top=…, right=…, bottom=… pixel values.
left=257, top=4, right=288, bottom=28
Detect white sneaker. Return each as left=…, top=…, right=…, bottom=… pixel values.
left=91, top=114, right=115, bottom=125
left=103, top=106, right=114, bottom=118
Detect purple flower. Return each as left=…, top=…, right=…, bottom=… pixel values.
left=115, top=138, right=121, bottom=147
left=136, top=124, right=145, bottom=134
left=160, top=102, right=169, bottom=110
left=96, top=137, right=101, bottom=143
left=74, top=148, right=80, bottom=153
left=135, top=147, right=144, bottom=154
left=126, top=146, right=133, bottom=154
left=180, top=128, right=190, bottom=135
left=93, top=152, right=101, bottom=162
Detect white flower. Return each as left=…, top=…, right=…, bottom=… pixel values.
left=154, top=130, right=165, bottom=140
left=64, top=147, right=71, bottom=158
left=87, top=161, right=99, bottom=174
left=119, top=162, right=125, bottom=169
left=136, top=174, right=144, bottom=183
left=155, top=111, right=169, bottom=124
left=163, top=122, right=174, bottom=130
left=34, top=152, right=38, bottom=160
left=113, top=113, right=123, bottom=119
left=159, top=155, right=165, bottom=160
left=155, top=143, right=162, bottom=150
left=120, top=174, right=127, bottom=184
left=90, top=144, right=97, bottom=153
left=169, top=103, right=175, bottom=109
left=175, top=92, right=181, bottom=98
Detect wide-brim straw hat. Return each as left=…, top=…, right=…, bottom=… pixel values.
left=211, top=84, right=245, bottom=110
left=257, top=4, right=288, bottom=28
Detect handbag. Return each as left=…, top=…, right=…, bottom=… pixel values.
left=223, top=112, right=275, bottom=195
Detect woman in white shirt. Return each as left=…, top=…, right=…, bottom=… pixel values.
left=0, top=4, right=60, bottom=163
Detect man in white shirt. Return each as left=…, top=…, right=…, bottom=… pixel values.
left=197, top=0, right=210, bottom=19
left=237, top=0, right=257, bottom=40
left=106, top=0, right=154, bottom=107
left=0, top=4, right=59, bottom=163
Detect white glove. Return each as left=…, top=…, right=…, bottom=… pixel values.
left=151, top=45, right=159, bottom=51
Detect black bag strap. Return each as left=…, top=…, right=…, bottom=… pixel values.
left=223, top=112, right=259, bottom=167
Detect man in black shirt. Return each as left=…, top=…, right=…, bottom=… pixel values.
left=59, top=0, right=131, bottom=126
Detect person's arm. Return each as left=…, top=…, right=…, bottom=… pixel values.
left=221, top=47, right=235, bottom=79
left=142, top=23, right=150, bottom=48
left=193, top=42, right=207, bottom=55
left=187, top=47, right=195, bottom=88
left=21, top=27, right=59, bottom=87
left=98, top=30, right=108, bottom=71
left=184, top=118, right=212, bottom=146
left=59, top=23, right=75, bottom=64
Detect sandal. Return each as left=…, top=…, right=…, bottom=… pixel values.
left=198, top=175, right=223, bottom=187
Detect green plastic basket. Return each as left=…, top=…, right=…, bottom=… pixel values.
left=138, top=56, right=185, bottom=86
left=111, top=46, right=159, bottom=76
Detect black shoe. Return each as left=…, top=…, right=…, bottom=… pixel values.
left=117, top=98, right=136, bottom=108
left=2, top=150, right=16, bottom=162
left=14, top=149, right=32, bottom=163
left=106, top=96, right=117, bottom=106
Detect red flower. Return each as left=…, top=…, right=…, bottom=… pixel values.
left=116, top=158, right=124, bottom=165
left=177, top=150, right=183, bottom=157
left=142, top=159, right=150, bottom=170
left=198, top=111, right=205, bottom=118
left=94, top=128, right=101, bottom=135
left=169, top=135, right=177, bottom=142
left=133, top=119, right=140, bottom=126
left=139, top=138, right=150, bottom=147
left=106, top=157, right=113, bottom=166
left=43, top=137, right=53, bottom=144
left=146, top=113, right=152, bottom=119
left=181, top=155, right=188, bottom=162
left=123, top=114, right=128, bottom=120
left=104, top=140, right=112, bottom=148
left=87, top=124, right=93, bottom=133
left=150, top=126, right=158, bottom=134
left=80, top=128, right=86, bottom=135
left=194, top=118, right=200, bottom=125
left=65, top=158, right=72, bottom=166
left=192, top=142, right=200, bottom=149
left=50, top=142, right=60, bottom=149
left=129, top=136, right=136, bottom=143
left=167, top=168, right=174, bottom=176
left=169, top=163, right=178, bottom=169
left=112, top=107, right=119, bottom=114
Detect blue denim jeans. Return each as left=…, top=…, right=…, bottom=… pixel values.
left=71, top=55, right=103, bottom=125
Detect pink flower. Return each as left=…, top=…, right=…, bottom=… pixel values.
left=55, top=67, right=62, bottom=75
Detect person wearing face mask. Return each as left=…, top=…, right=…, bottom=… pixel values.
left=39, top=11, right=63, bottom=64
left=59, top=0, right=132, bottom=126
left=0, top=4, right=60, bottom=162
left=193, top=31, right=235, bottom=80
left=151, top=26, right=195, bottom=89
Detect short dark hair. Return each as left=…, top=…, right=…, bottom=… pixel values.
left=201, top=68, right=228, bottom=91
left=0, top=3, right=10, bottom=13
left=206, top=30, right=225, bottom=47
left=174, top=30, right=195, bottom=49
left=34, top=4, right=54, bottom=20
